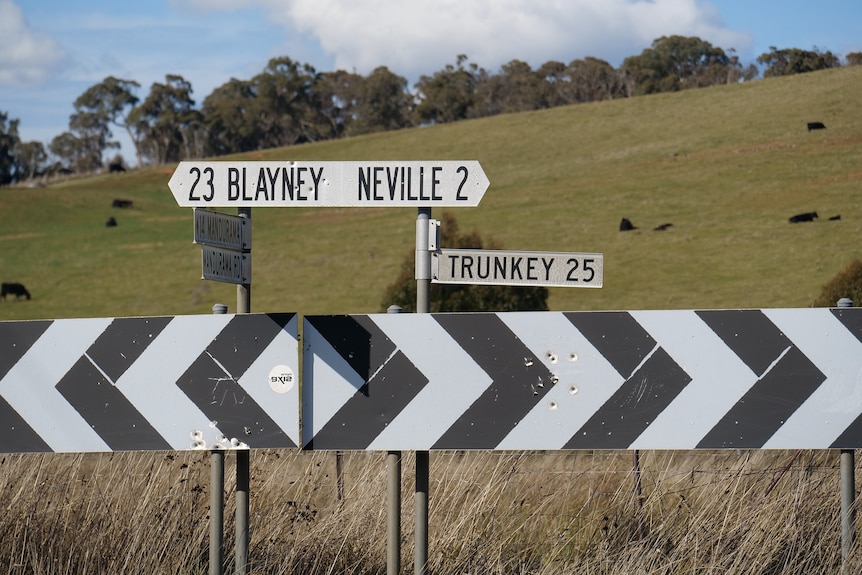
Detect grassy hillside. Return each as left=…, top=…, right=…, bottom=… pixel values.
left=2, top=66, right=861, bottom=320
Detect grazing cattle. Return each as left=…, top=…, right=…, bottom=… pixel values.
left=653, top=223, right=673, bottom=231
left=112, top=198, right=133, bottom=208
left=619, top=218, right=637, bottom=231
left=109, top=162, right=126, bottom=173
left=829, top=215, right=841, bottom=221
left=807, top=122, right=826, bottom=131
left=106, top=217, right=118, bottom=227
left=1, top=282, right=31, bottom=301
left=789, top=212, right=818, bottom=223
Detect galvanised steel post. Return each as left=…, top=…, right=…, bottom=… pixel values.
left=415, top=208, right=431, bottom=575
left=210, top=303, right=227, bottom=575
left=236, top=207, right=251, bottom=575
left=387, top=304, right=403, bottom=575
left=838, top=297, right=856, bottom=571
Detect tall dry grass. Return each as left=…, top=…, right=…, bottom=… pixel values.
left=0, top=449, right=856, bottom=574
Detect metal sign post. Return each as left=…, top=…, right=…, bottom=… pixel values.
left=415, top=207, right=431, bottom=575
left=235, top=206, right=251, bottom=575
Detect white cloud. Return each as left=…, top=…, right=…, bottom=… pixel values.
left=180, top=0, right=751, bottom=80
left=0, top=0, right=67, bottom=87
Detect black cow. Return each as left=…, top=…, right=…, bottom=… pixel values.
left=1, top=282, right=31, bottom=300
left=807, top=122, right=826, bottom=131
left=653, top=223, right=673, bottom=231
left=106, top=217, right=118, bottom=227
left=829, top=215, right=841, bottom=221
left=619, top=218, right=637, bottom=231
left=109, top=162, right=126, bottom=173
left=112, top=198, right=133, bottom=208
left=789, top=212, right=818, bottom=223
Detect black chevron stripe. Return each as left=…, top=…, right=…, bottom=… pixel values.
left=831, top=307, right=862, bottom=343
left=305, top=350, right=429, bottom=449
left=0, top=319, right=52, bottom=380
left=84, top=316, right=172, bottom=381
left=305, top=315, right=396, bottom=383
left=563, top=311, right=656, bottom=378
left=176, top=313, right=296, bottom=448
left=563, top=311, right=692, bottom=448
left=56, top=317, right=171, bottom=451
left=830, top=414, right=862, bottom=448
left=57, top=356, right=171, bottom=451
left=55, top=317, right=175, bottom=451
left=827, top=308, right=862, bottom=448
left=431, top=313, right=556, bottom=449
left=0, top=397, right=51, bottom=453
left=696, top=310, right=826, bottom=448
left=565, top=347, right=691, bottom=449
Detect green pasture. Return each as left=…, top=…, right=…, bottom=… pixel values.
left=1, top=66, right=860, bottom=320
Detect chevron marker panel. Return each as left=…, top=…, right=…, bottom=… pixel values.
left=0, top=313, right=299, bottom=454
left=302, top=309, right=862, bottom=450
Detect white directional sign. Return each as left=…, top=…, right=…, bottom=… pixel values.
left=201, top=245, right=251, bottom=285
left=194, top=209, right=251, bottom=251
left=433, top=249, right=603, bottom=287
left=169, top=161, right=490, bottom=208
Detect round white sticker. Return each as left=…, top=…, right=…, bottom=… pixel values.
left=268, top=365, right=295, bottom=394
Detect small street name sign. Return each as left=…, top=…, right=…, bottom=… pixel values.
left=193, top=208, right=251, bottom=251
left=432, top=249, right=603, bottom=287
left=201, top=245, right=251, bottom=285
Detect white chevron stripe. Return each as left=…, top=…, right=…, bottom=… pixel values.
left=302, top=320, right=369, bottom=444
left=0, top=317, right=113, bottom=452
left=365, top=313, right=492, bottom=450
left=494, top=312, right=625, bottom=449
left=114, top=314, right=233, bottom=450
left=627, top=310, right=757, bottom=449
left=235, top=315, right=300, bottom=445
left=762, top=309, right=862, bottom=448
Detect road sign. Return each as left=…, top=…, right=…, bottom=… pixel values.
left=433, top=249, right=603, bottom=287
left=0, top=313, right=299, bottom=453
left=168, top=160, right=490, bottom=207
left=194, top=209, right=251, bottom=251
left=302, top=308, right=862, bottom=450
left=201, top=245, right=251, bottom=285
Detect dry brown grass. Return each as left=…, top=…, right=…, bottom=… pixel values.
left=0, top=449, right=856, bottom=574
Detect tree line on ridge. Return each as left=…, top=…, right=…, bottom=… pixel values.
left=0, top=37, right=855, bottom=185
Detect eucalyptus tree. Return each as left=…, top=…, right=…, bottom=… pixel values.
left=129, top=74, right=202, bottom=165
left=757, top=46, right=841, bottom=77
left=201, top=77, right=259, bottom=156
left=415, top=55, right=484, bottom=124
left=72, top=77, right=142, bottom=166
left=347, top=66, right=414, bottom=135
left=0, top=111, right=21, bottom=184
left=621, top=35, right=745, bottom=95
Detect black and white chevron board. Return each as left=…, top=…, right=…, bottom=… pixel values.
left=0, top=313, right=299, bottom=453
left=6, top=308, right=862, bottom=454
left=302, top=308, right=862, bottom=450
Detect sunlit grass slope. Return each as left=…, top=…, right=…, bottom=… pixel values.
left=2, top=66, right=861, bottom=320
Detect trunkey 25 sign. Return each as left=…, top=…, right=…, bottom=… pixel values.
left=168, top=161, right=491, bottom=207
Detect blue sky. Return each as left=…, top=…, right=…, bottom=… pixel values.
left=1, top=0, right=860, bottom=165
